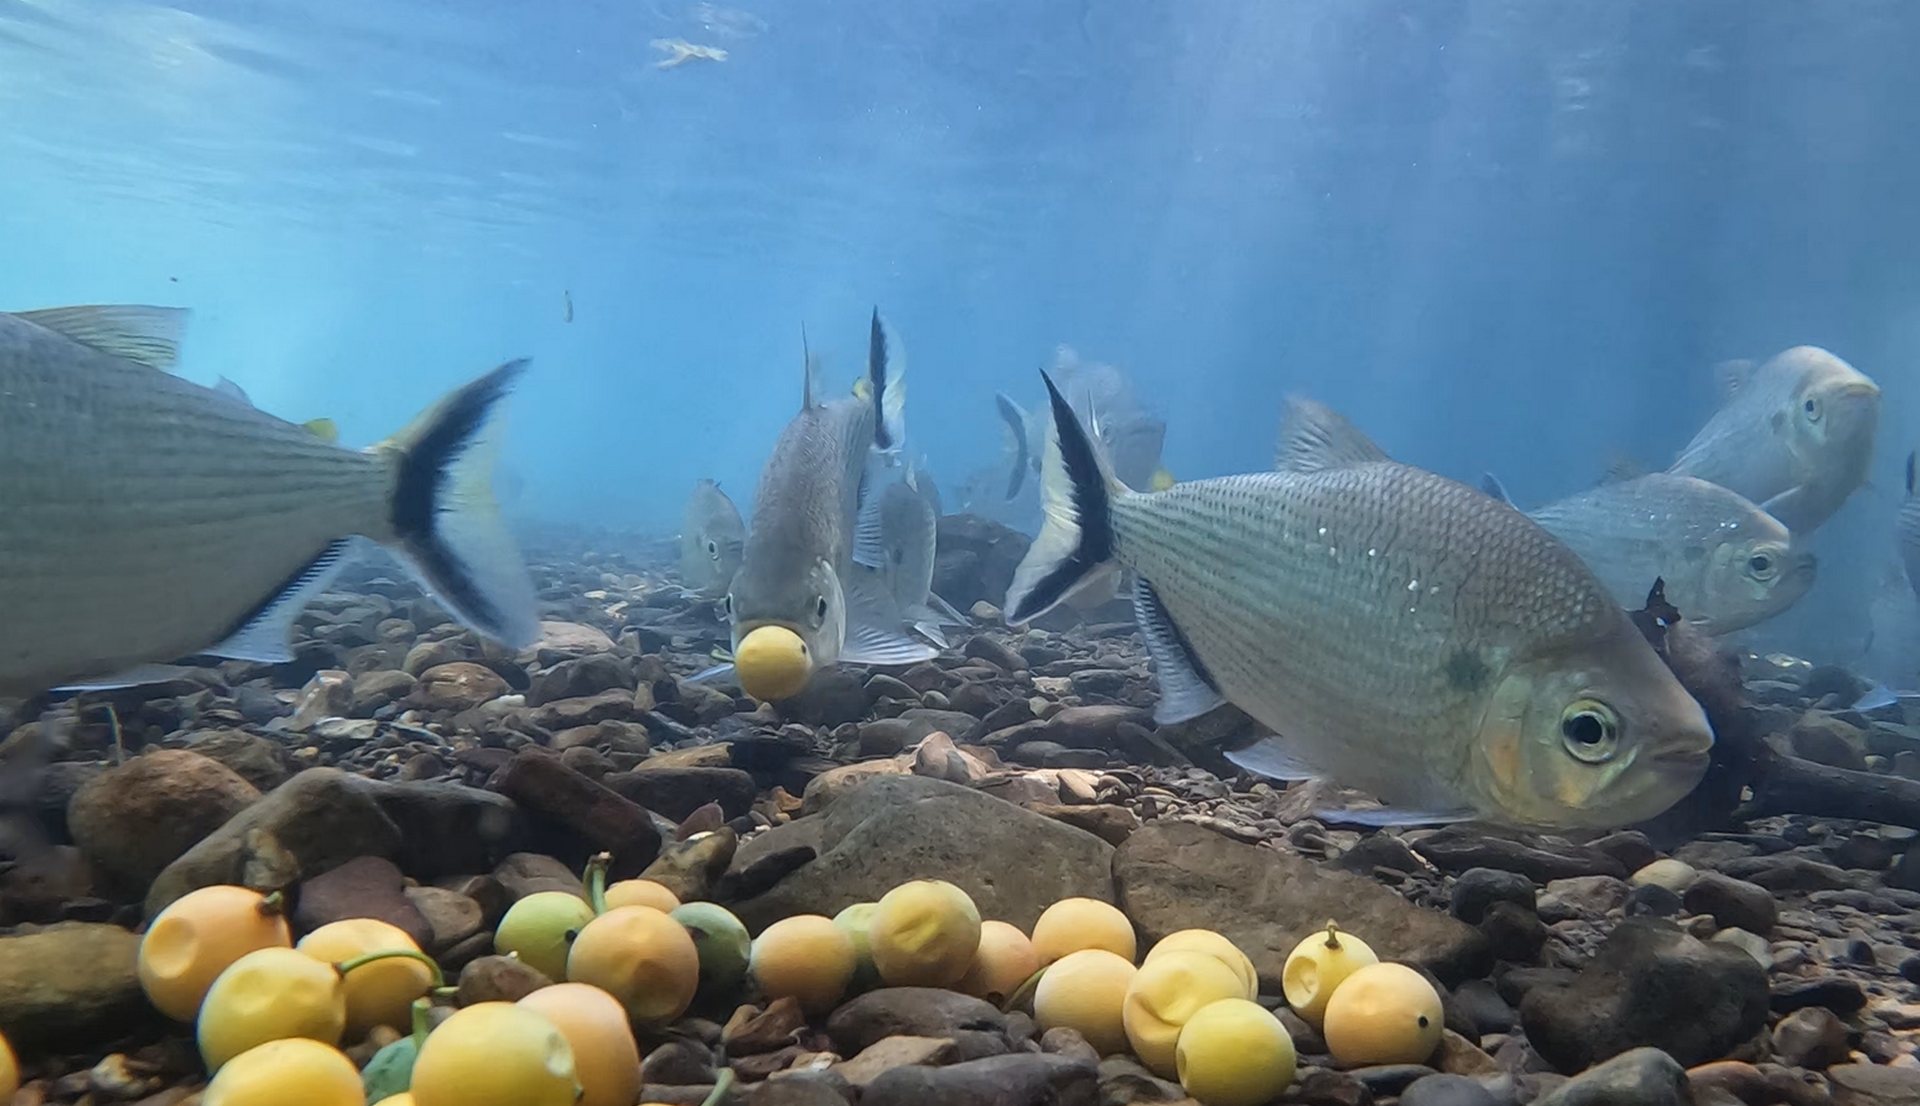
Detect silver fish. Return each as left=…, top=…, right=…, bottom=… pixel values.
left=724, top=310, right=936, bottom=700
left=0, top=304, right=539, bottom=697
left=1479, top=472, right=1814, bottom=637
left=680, top=478, right=746, bottom=598
left=852, top=465, right=968, bottom=646
left=1669, top=347, right=1880, bottom=534
left=997, top=345, right=1169, bottom=498
left=1004, top=375, right=1715, bottom=829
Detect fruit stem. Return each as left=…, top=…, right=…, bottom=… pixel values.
left=1000, top=965, right=1049, bottom=1014
left=584, top=851, right=612, bottom=916
left=1323, top=920, right=1341, bottom=950
left=698, top=1069, right=736, bottom=1106
left=336, top=948, right=447, bottom=990
left=257, top=890, right=287, bottom=917
left=409, top=997, right=432, bottom=1052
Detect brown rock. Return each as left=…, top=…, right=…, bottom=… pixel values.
left=66, top=750, right=259, bottom=898
left=292, top=855, right=434, bottom=948
left=350, top=669, right=417, bottom=716
left=638, top=827, right=738, bottom=903
left=412, top=662, right=510, bottom=712
left=489, top=749, right=662, bottom=877
left=404, top=886, right=485, bottom=953
left=603, top=766, right=758, bottom=822
left=493, top=853, right=588, bottom=901
left=724, top=996, right=809, bottom=1055
left=833, top=1036, right=958, bottom=1087
left=184, top=729, right=291, bottom=791
left=798, top=760, right=911, bottom=816
left=0, top=922, right=146, bottom=1057
left=639, top=744, right=736, bottom=770
left=286, top=669, right=354, bottom=730
left=454, top=954, right=551, bottom=1005
left=1028, top=802, right=1140, bottom=845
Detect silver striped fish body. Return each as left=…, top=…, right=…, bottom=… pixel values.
left=680, top=478, right=746, bottom=597
left=875, top=478, right=938, bottom=612
left=0, top=315, right=393, bottom=696
left=1527, top=474, right=1812, bottom=636
left=1669, top=347, right=1880, bottom=534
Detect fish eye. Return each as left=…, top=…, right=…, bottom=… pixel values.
left=720, top=594, right=731, bottom=615
left=1747, top=552, right=1777, bottom=579
left=706, top=539, right=719, bottom=558
left=1803, top=396, right=1822, bottom=421
left=1559, top=699, right=1620, bottom=764
left=815, top=595, right=829, bottom=620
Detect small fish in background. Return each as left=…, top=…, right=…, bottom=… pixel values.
left=0, top=304, right=541, bottom=697
left=1668, top=346, right=1881, bottom=535
left=680, top=478, right=747, bottom=598
left=1003, top=377, right=1715, bottom=830
left=652, top=38, right=729, bottom=68
left=1897, top=451, right=1920, bottom=601
left=719, top=310, right=937, bottom=701
left=996, top=345, right=1170, bottom=500
left=851, top=463, right=969, bottom=646
left=1478, top=471, right=1815, bottom=637
left=563, top=290, right=573, bottom=323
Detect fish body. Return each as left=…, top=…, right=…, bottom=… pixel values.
left=853, top=468, right=967, bottom=644
left=1005, top=377, right=1714, bottom=829
left=679, top=478, right=746, bottom=597
left=0, top=304, right=539, bottom=697
left=1669, top=347, right=1880, bottom=534
left=725, top=311, right=936, bottom=699
left=1899, top=452, right=1920, bottom=601
left=1483, top=472, right=1814, bottom=636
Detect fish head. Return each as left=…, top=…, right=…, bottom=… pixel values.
left=726, top=556, right=846, bottom=700
left=1777, top=348, right=1881, bottom=477
left=1470, top=625, right=1714, bottom=828
left=1691, top=532, right=1815, bottom=635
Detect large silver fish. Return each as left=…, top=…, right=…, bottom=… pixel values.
left=1004, top=375, right=1715, bottom=829
left=997, top=345, right=1171, bottom=499
left=679, top=478, right=746, bottom=598
left=0, top=304, right=539, bottom=697
left=1668, top=347, right=1880, bottom=534
left=723, top=311, right=937, bottom=700
left=852, top=464, right=968, bottom=646
left=1479, top=472, right=1814, bottom=637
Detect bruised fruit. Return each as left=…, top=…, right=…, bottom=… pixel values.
left=1123, top=949, right=1252, bottom=1078
left=1144, top=929, right=1258, bottom=1000
left=956, top=920, right=1039, bottom=1003
left=1033, top=948, right=1136, bottom=1055
left=297, top=919, right=435, bottom=1039
left=518, top=983, right=642, bottom=1106
left=565, top=906, right=701, bottom=1024
left=1321, top=962, right=1444, bottom=1067
left=1031, top=897, right=1135, bottom=965
left=493, top=891, right=595, bottom=982
left=1282, top=921, right=1377, bottom=1027
left=197, top=947, right=347, bottom=1071
left=139, top=885, right=293, bottom=1022
left=751, top=914, right=857, bottom=1014
left=409, top=1002, right=579, bottom=1106
left=603, top=879, right=680, bottom=913
left=832, top=902, right=883, bottom=993
left=1175, top=998, right=1297, bottom=1106
left=869, top=879, right=982, bottom=988
left=672, top=901, right=752, bottom=994
left=203, top=1037, right=365, bottom=1106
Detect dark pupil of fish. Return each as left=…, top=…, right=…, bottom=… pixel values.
left=816, top=597, right=828, bottom=618
left=707, top=540, right=718, bottom=556
left=1564, top=712, right=1605, bottom=746
left=1749, top=554, right=1771, bottom=572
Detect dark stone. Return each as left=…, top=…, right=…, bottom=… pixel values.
left=1718, top=855, right=1859, bottom=893
left=825, top=987, right=1010, bottom=1064
left=184, top=729, right=291, bottom=791
left=602, top=767, right=757, bottom=822
left=1481, top=901, right=1550, bottom=962
left=292, top=855, right=434, bottom=948
left=453, top=954, right=552, bottom=1005
left=526, top=654, right=633, bottom=708
left=1826, top=1063, right=1920, bottom=1106
left=1625, top=883, right=1683, bottom=918
left=642, top=1040, right=716, bottom=1085
left=365, top=778, right=527, bottom=880
left=1770, top=977, right=1866, bottom=1018
left=1681, top=873, right=1778, bottom=935
left=778, top=667, right=870, bottom=728
left=1337, top=833, right=1423, bottom=875
left=1352, top=1065, right=1439, bottom=1095
left=1452, top=868, right=1539, bottom=925
left=66, top=750, right=260, bottom=899
left=1531, top=1047, right=1690, bottom=1106
left=1452, top=979, right=1518, bottom=1035
left=489, top=748, right=662, bottom=877
left=1296, top=1069, right=1375, bottom=1106
left=860, top=1052, right=1097, bottom=1106
left=931, top=515, right=1032, bottom=610
left=1416, top=826, right=1627, bottom=883
left=1401, top=1074, right=1500, bottom=1106
left=1587, top=832, right=1659, bottom=875
left=1770, top=1006, right=1852, bottom=1070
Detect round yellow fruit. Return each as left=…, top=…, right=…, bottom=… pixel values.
left=494, top=892, right=595, bottom=983
left=956, top=920, right=1040, bottom=1003
left=604, top=879, right=680, bottom=914
left=296, top=919, right=434, bottom=1040
left=375, top=1098, right=416, bottom=1106
left=518, top=983, right=642, bottom=1106
left=1032, top=898, right=1136, bottom=965
left=0, top=1029, right=16, bottom=1101
left=1033, top=948, right=1136, bottom=1055
left=1144, top=929, right=1258, bottom=1000
left=203, top=1037, right=365, bottom=1106
left=410, top=1002, right=579, bottom=1106
left=197, top=947, right=346, bottom=1072
left=1321, top=962, right=1444, bottom=1067
left=832, top=902, right=883, bottom=993
left=1282, top=922, right=1378, bottom=1027
left=139, top=885, right=294, bottom=1022
left=751, top=914, right=857, bottom=1014
left=565, top=906, right=701, bottom=1024
left=869, top=879, right=983, bottom=988
left=1124, top=950, right=1253, bottom=1078
left=1175, top=998, right=1297, bottom=1106
left=736, top=624, right=812, bottom=700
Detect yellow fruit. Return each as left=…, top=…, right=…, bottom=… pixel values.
left=1175, top=998, right=1297, bottom=1106
left=736, top=624, right=812, bottom=700
left=674, top=902, right=754, bottom=994
left=0, top=1029, right=16, bottom=1101
left=956, top=920, right=1040, bottom=1003
left=751, top=914, right=857, bottom=1014
left=1282, top=922, right=1378, bottom=1027
left=494, top=892, right=595, bottom=982
left=832, top=902, right=883, bottom=992
left=518, top=983, right=642, bottom=1106
left=1123, top=950, right=1252, bottom=1078
left=604, top=879, right=681, bottom=913
left=565, top=906, right=701, bottom=1024
left=139, top=885, right=293, bottom=1022
left=1144, top=929, right=1258, bottom=1000
left=296, top=919, right=434, bottom=1040
left=197, top=947, right=346, bottom=1072
left=1031, top=898, right=1136, bottom=965
left=375, top=1098, right=416, bottom=1106
left=1033, top=948, right=1135, bottom=1055
left=202, top=1038, right=365, bottom=1106
left=1321, top=962, right=1444, bottom=1067
left=869, top=879, right=983, bottom=988
left=410, top=1002, right=579, bottom=1106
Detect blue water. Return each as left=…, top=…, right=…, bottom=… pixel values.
left=3, top=0, right=1918, bottom=659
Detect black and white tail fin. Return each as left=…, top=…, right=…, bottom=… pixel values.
left=378, top=360, right=541, bottom=650
left=868, top=308, right=907, bottom=457
left=1003, top=370, right=1123, bottom=626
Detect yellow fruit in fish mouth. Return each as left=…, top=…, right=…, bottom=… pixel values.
left=736, top=624, right=812, bottom=700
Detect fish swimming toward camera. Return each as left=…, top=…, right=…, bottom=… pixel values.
left=852, top=464, right=969, bottom=646
left=722, top=310, right=939, bottom=701
left=1004, top=376, right=1716, bottom=829
left=1668, top=346, right=1880, bottom=535
left=0, top=304, right=541, bottom=697
left=680, top=478, right=747, bottom=598
left=1479, top=471, right=1814, bottom=636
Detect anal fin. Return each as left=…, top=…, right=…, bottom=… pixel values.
left=1132, top=576, right=1225, bottom=724
left=841, top=566, right=939, bottom=666
left=202, top=538, right=358, bottom=662
left=53, top=663, right=209, bottom=693
left=1223, top=736, right=1323, bottom=781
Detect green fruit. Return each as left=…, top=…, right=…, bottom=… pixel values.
left=833, top=903, right=883, bottom=994
left=671, top=903, right=751, bottom=995
left=494, top=893, right=595, bottom=982
left=361, top=1036, right=418, bottom=1102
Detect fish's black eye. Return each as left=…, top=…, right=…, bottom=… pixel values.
left=1803, top=396, right=1822, bottom=421
left=720, top=594, right=732, bottom=616
left=816, top=596, right=829, bottom=620
left=707, top=540, right=719, bottom=557
left=1560, top=699, right=1619, bottom=764
left=1748, top=552, right=1776, bottom=578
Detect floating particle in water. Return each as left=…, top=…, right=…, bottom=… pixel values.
left=652, top=38, right=728, bottom=68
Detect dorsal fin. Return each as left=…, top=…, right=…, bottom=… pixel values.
left=1713, top=358, right=1757, bottom=403
left=1274, top=396, right=1391, bottom=473
left=14, top=305, right=188, bottom=371
left=1479, top=472, right=1514, bottom=506
left=1601, top=453, right=1648, bottom=484
left=800, top=322, right=820, bottom=410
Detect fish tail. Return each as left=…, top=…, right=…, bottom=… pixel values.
left=868, top=308, right=906, bottom=454
left=995, top=392, right=1032, bottom=499
left=1004, top=369, right=1124, bottom=625
left=374, top=360, right=541, bottom=650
